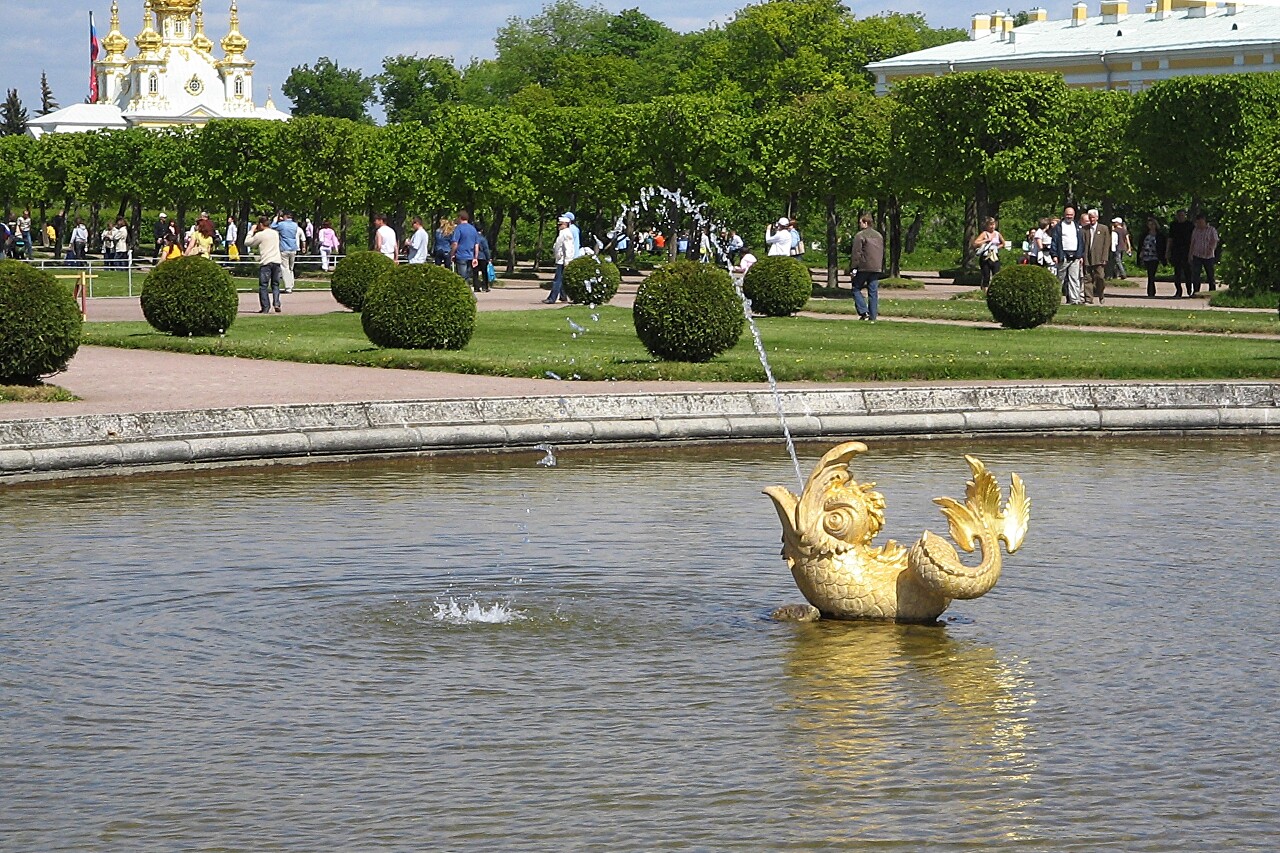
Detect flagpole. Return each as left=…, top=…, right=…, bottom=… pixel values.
left=89, top=11, right=100, bottom=104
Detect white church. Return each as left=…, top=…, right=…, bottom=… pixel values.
left=28, top=0, right=289, bottom=138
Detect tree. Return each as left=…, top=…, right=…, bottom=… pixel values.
left=596, top=8, right=676, bottom=58
left=379, top=55, right=461, bottom=125
left=476, top=0, right=614, bottom=102
left=39, top=72, right=59, bottom=117
left=891, top=71, right=1068, bottom=265
left=436, top=106, right=540, bottom=234
left=1220, top=121, right=1280, bottom=297
left=1061, top=88, right=1138, bottom=211
left=713, top=0, right=867, bottom=108
left=760, top=90, right=892, bottom=284
left=1, top=89, right=29, bottom=136
left=276, top=116, right=367, bottom=225
left=1127, top=74, right=1280, bottom=207
left=282, top=57, right=375, bottom=122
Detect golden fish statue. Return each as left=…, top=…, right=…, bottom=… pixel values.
left=764, top=441, right=1029, bottom=623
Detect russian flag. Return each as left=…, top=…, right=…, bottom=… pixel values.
left=89, top=11, right=100, bottom=102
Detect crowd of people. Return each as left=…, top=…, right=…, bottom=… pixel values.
left=364, top=210, right=496, bottom=295
left=1019, top=206, right=1220, bottom=302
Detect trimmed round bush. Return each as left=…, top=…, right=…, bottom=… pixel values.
left=361, top=264, right=476, bottom=350
left=140, top=256, right=238, bottom=337
left=741, top=256, right=812, bottom=316
left=0, top=260, right=83, bottom=383
left=331, top=251, right=395, bottom=312
left=986, top=264, right=1061, bottom=329
left=563, top=256, right=621, bottom=305
left=633, top=260, right=744, bottom=362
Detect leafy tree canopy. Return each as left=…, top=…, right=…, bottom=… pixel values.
left=379, top=55, right=461, bottom=125
left=282, top=57, right=375, bottom=122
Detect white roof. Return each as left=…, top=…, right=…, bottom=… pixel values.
left=27, top=104, right=129, bottom=138
left=27, top=101, right=288, bottom=138
left=869, top=5, right=1280, bottom=74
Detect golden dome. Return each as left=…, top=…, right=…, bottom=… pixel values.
left=136, top=1, right=163, bottom=53
left=221, top=2, right=249, bottom=56
left=153, top=0, right=201, bottom=12
left=103, top=1, right=130, bottom=57
left=192, top=10, right=214, bottom=52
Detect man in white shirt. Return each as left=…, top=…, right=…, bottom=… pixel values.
left=374, top=214, right=398, bottom=263
left=1050, top=206, right=1084, bottom=305
left=407, top=217, right=430, bottom=264
left=766, top=217, right=792, bottom=257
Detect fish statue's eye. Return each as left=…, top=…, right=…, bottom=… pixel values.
left=823, top=505, right=859, bottom=539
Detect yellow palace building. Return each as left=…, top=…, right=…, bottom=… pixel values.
left=867, top=0, right=1280, bottom=94
left=29, top=0, right=288, bottom=138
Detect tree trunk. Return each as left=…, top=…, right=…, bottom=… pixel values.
left=38, top=203, right=48, bottom=246
left=506, top=207, right=519, bottom=275
left=904, top=211, right=923, bottom=254
left=392, top=202, right=406, bottom=247
left=90, top=203, right=101, bottom=252
left=239, top=200, right=252, bottom=252
left=625, top=209, right=636, bottom=266
left=533, top=215, right=546, bottom=272
left=888, top=195, right=903, bottom=279
left=667, top=198, right=680, bottom=263
left=130, top=201, right=142, bottom=255
left=366, top=205, right=376, bottom=252
left=487, top=207, right=505, bottom=259
left=176, top=203, right=187, bottom=241
left=57, top=200, right=73, bottom=260
left=824, top=194, right=839, bottom=290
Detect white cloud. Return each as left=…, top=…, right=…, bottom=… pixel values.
left=0, top=1, right=1084, bottom=118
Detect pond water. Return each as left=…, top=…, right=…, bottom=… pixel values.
left=2, top=437, right=1278, bottom=850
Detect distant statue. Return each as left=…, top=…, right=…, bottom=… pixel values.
left=765, top=442, right=1030, bottom=623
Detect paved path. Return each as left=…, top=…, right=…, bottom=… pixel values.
left=4, top=271, right=1273, bottom=423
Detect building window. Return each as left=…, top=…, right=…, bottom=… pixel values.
left=234, top=76, right=244, bottom=97
left=149, top=74, right=159, bottom=95
left=175, top=21, right=185, bottom=37
left=186, top=75, right=204, bottom=96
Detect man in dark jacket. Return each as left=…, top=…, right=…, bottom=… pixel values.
left=849, top=214, right=884, bottom=322
left=1050, top=205, right=1085, bottom=304
left=1167, top=209, right=1195, bottom=298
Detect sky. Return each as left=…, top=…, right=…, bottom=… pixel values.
left=0, top=1, right=1085, bottom=116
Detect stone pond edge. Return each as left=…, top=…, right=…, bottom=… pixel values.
left=1, top=381, right=1277, bottom=481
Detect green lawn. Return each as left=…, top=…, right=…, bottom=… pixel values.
left=82, top=306, right=1280, bottom=382
left=807, top=297, right=1280, bottom=336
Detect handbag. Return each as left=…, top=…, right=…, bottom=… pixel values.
left=486, top=261, right=496, bottom=283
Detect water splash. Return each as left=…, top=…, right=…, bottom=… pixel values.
left=432, top=598, right=523, bottom=625
left=733, top=285, right=804, bottom=490
left=534, top=443, right=558, bottom=467
left=610, top=186, right=805, bottom=490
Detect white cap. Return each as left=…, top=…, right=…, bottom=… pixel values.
left=1111, top=217, right=1123, bottom=223
left=776, top=217, right=790, bottom=227
left=557, top=215, right=571, bottom=224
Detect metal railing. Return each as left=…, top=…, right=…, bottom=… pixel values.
left=15, top=252, right=347, bottom=298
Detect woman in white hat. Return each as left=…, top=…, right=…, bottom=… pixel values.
left=766, top=217, right=792, bottom=257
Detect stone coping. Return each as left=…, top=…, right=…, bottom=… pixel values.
left=1, top=382, right=1277, bottom=481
